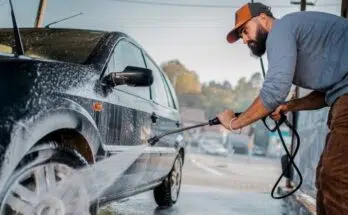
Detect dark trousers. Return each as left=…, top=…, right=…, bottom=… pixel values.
left=316, top=94, right=348, bottom=215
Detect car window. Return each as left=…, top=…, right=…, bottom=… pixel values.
left=161, top=72, right=179, bottom=109
left=161, top=72, right=176, bottom=109
left=145, top=55, right=170, bottom=107
left=106, top=39, right=150, bottom=99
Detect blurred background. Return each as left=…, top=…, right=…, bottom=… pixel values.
left=0, top=0, right=344, bottom=214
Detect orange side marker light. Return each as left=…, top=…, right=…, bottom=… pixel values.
left=92, top=102, right=103, bottom=112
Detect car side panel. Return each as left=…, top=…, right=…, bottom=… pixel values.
left=150, top=103, right=181, bottom=180
left=143, top=54, right=182, bottom=181
left=96, top=89, right=156, bottom=199
left=93, top=37, right=158, bottom=201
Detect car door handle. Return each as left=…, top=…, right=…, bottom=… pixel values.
left=151, top=112, right=158, bottom=123
left=176, top=121, right=181, bottom=127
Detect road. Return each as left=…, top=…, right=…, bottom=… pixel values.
left=98, top=149, right=291, bottom=215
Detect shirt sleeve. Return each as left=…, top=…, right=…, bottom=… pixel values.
left=260, top=20, right=297, bottom=111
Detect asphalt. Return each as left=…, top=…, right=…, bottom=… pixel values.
left=98, top=151, right=292, bottom=215
left=99, top=184, right=288, bottom=215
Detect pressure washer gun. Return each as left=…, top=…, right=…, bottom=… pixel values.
left=148, top=112, right=288, bottom=145
left=148, top=112, right=242, bottom=145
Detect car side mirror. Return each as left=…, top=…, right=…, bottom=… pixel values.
left=102, top=66, right=153, bottom=88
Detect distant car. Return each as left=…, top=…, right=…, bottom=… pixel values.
left=252, top=145, right=266, bottom=156
left=226, top=133, right=249, bottom=154
left=200, top=142, right=228, bottom=157
left=198, top=132, right=228, bottom=157
left=0, top=28, right=185, bottom=214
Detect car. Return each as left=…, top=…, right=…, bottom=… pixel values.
left=198, top=132, right=228, bottom=157
left=252, top=145, right=266, bottom=156
left=225, top=133, right=250, bottom=154
left=200, top=142, right=228, bottom=157
left=0, top=27, right=185, bottom=214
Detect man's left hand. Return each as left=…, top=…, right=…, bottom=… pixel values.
left=217, top=110, right=238, bottom=131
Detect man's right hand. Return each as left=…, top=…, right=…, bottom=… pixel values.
left=271, top=103, right=289, bottom=121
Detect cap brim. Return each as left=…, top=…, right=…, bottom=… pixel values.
left=226, top=19, right=250, bottom=44
left=226, top=29, right=239, bottom=43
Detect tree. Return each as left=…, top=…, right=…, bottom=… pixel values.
left=231, top=72, right=261, bottom=111
left=222, top=80, right=232, bottom=89
left=161, top=60, right=201, bottom=94
left=161, top=59, right=263, bottom=119
left=201, top=82, right=234, bottom=118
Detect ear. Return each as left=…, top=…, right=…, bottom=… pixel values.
left=258, top=13, right=268, bottom=21
left=258, top=13, right=270, bottom=30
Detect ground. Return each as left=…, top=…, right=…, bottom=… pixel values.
left=98, top=147, right=296, bottom=215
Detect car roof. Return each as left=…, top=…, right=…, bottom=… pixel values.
left=0, top=27, right=142, bottom=45
left=0, top=27, right=147, bottom=65
left=0, top=27, right=108, bottom=34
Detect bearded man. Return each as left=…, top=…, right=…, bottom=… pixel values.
left=217, top=2, right=348, bottom=215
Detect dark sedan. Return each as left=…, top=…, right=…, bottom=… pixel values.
left=0, top=27, right=185, bottom=214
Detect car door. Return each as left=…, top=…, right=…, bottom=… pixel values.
left=144, top=54, right=182, bottom=180
left=96, top=39, right=154, bottom=197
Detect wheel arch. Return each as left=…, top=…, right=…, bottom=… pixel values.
left=0, top=99, right=104, bottom=190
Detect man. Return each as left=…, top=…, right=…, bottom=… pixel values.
left=217, top=2, right=348, bottom=215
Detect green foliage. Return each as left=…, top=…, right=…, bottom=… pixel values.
left=161, top=59, right=262, bottom=118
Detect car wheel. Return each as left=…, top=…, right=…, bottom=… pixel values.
left=0, top=144, right=90, bottom=215
left=153, top=154, right=182, bottom=207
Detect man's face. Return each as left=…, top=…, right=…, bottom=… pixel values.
left=238, top=17, right=268, bottom=57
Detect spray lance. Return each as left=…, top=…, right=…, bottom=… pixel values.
left=148, top=112, right=241, bottom=145
left=148, top=111, right=302, bottom=199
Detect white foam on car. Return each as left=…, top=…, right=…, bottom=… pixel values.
left=56, top=145, right=147, bottom=215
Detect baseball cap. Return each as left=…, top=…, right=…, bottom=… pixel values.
left=226, top=2, right=272, bottom=43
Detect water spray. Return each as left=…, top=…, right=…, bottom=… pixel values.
left=56, top=111, right=301, bottom=215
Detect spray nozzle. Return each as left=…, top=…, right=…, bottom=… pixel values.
left=148, top=136, right=159, bottom=146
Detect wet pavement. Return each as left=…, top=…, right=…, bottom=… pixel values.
left=100, top=184, right=287, bottom=215
left=98, top=151, right=292, bottom=215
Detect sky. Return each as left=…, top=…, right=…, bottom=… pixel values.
left=0, top=0, right=342, bottom=86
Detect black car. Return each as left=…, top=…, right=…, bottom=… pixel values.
left=0, top=27, right=185, bottom=214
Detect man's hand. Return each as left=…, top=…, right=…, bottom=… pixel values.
left=217, top=110, right=237, bottom=131
left=270, top=91, right=327, bottom=121
left=271, top=103, right=289, bottom=121
left=217, top=96, right=272, bottom=130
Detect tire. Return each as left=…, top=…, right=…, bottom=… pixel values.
left=153, top=154, right=183, bottom=207
left=0, top=143, right=90, bottom=215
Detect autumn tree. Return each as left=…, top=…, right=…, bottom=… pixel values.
left=161, top=60, right=201, bottom=94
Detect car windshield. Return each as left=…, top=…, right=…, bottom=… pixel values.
left=0, top=28, right=106, bottom=64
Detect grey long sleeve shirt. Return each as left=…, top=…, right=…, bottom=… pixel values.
left=260, top=11, right=348, bottom=110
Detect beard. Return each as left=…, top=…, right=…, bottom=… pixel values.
left=247, top=26, right=268, bottom=57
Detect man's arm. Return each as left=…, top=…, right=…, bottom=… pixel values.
left=230, top=96, right=271, bottom=129
left=216, top=96, right=270, bottom=130
left=271, top=90, right=327, bottom=121
left=287, top=91, right=327, bottom=112
left=228, top=91, right=327, bottom=129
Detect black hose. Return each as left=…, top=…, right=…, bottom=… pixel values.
left=270, top=119, right=303, bottom=199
